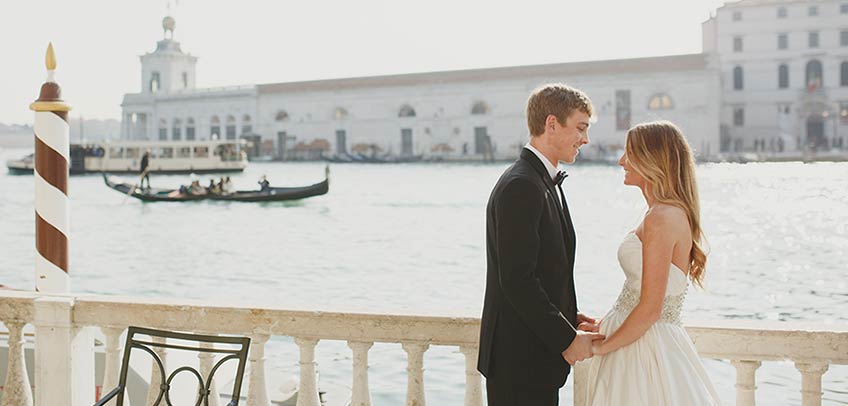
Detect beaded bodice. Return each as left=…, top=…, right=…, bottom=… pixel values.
left=612, top=232, right=688, bottom=325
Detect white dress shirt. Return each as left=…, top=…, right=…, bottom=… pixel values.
left=524, top=143, right=563, bottom=207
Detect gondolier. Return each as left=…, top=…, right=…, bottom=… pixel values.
left=139, top=149, right=151, bottom=189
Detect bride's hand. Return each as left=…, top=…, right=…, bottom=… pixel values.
left=578, top=321, right=600, bottom=333
left=591, top=340, right=608, bottom=356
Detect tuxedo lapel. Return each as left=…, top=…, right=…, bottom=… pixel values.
left=519, top=149, right=570, bottom=235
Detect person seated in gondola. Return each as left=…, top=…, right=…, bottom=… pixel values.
left=223, top=176, right=234, bottom=195
left=258, top=175, right=270, bottom=192
left=189, top=180, right=207, bottom=195
left=208, top=178, right=221, bottom=194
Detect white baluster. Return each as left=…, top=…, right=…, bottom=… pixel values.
left=348, top=341, right=373, bottom=406
left=2, top=321, right=33, bottom=406
left=198, top=341, right=220, bottom=406
left=458, top=346, right=483, bottom=406
left=247, top=334, right=270, bottom=406
left=146, top=336, right=168, bottom=406
left=402, top=342, right=429, bottom=406
left=731, top=360, right=761, bottom=406
left=99, top=326, right=123, bottom=406
left=572, top=361, right=591, bottom=406
left=795, top=361, right=829, bottom=406
left=294, top=337, right=321, bottom=406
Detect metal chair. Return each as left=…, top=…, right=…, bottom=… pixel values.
left=95, top=326, right=251, bottom=406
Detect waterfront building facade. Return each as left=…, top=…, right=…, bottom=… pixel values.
left=703, top=0, right=848, bottom=153
left=122, top=0, right=848, bottom=160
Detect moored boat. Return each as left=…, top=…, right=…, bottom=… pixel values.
left=6, top=139, right=248, bottom=175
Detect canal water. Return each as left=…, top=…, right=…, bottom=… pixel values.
left=1, top=148, right=846, bottom=404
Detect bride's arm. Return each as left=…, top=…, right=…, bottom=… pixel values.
left=592, top=207, right=685, bottom=355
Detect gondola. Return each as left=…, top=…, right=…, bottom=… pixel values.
left=103, top=167, right=329, bottom=202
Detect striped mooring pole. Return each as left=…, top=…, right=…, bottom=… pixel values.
left=30, top=43, right=72, bottom=293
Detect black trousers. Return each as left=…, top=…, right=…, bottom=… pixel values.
left=486, top=377, right=558, bottom=406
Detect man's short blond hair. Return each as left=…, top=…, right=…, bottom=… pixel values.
left=526, top=84, right=594, bottom=136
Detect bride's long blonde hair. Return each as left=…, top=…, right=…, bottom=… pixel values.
left=625, top=121, right=707, bottom=288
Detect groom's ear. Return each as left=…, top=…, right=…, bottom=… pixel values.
left=545, top=114, right=559, bottom=131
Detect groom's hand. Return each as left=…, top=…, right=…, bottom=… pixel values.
left=562, top=331, right=604, bottom=365
left=577, top=313, right=600, bottom=333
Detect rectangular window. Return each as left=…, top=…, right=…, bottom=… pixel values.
left=125, top=148, right=139, bottom=159
left=109, top=147, right=124, bottom=159
left=777, top=7, right=787, bottom=18
left=159, top=147, right=173, bottom=159
left=172, top=127, right=181, bottom=141
left=158, top=128, right=167, bottom=140
left=733, top=107, right=745, bottom=127
left=809, top=31, right=819, bottom=48
left=779, top=65, right=789, bottom=88
left=842, top=4, right=848, bottom=13
left=194, top=146, right=209, bottom=158
left=241, top=125, right=252, bottom=135
left=733, top=36, right=743, bottom=52
left=842, top=30, right=848, bottom=47
left=732, top=11, right=742, bottom=21
left=808, top=6, right=818, bottom=16
left=615, top=90, right=631, bottom=131
left=778, top=33, right=788, bottom=50
left=186, top=127, right=195, bottom=140
left=177, top=147, right=191, bottom=158
left=211, top=125, right=221, bottom=139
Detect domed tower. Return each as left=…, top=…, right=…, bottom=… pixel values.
left=139, top=16, right=197, bottom=94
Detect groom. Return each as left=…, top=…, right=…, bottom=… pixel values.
left=478, top=84, right=602, bottom=405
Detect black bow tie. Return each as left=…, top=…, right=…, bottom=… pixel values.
left=553, top=170, right=568, bottom=186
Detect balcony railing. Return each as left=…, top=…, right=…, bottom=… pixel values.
left=1, top=290, right=846, bottom=406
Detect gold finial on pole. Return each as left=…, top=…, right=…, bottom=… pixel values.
left=46, top=42, right=57, bottom=71
left=30, top=42, right=71, bottom=112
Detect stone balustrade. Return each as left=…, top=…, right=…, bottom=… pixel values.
left=0, top=290, right=846, bottom=406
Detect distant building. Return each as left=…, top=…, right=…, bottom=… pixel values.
left=121, top=2, right=847, bottom=160
left=703, top=0, right=848, bottom=153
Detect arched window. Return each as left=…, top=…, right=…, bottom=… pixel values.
left=398, top=104, right=416, bottom=118
left=225, top=115, right=236, bottom=140
left=242, top=114, right=252, bottom=134
left=733, top=66, right=744, bottom=90
left=647, top=93, right=674, bottom=110
left=275, top=110, right=289, bottom=121
left=778, top=64, right=789, bottom=89
left=186, top=118, right=196, bottom=140
left=210, top=116, right=221, bottom=139
left=150, top=72, right=160, bottom=93
left=841, top=62, right=848, bottom=87
left=806, top=59, right=823, bottom=89
left=471, top=101, right=490, bottom=115
left=172, top=118, right=182, bottom=141
left=158, top=118, right=167, bottom=140
left=334, top=107, right=349, bottom=120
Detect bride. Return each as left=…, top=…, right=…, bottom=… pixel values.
left=582, top=121, right=721, bottom=405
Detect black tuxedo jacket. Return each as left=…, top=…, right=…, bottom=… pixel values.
left=477, top=148, right=578, bottom=388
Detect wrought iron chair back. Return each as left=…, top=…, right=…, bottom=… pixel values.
left=95, top=326, right=251, bottom=406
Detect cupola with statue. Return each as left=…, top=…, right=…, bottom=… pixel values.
left=140, top=16, right=198, bottom=94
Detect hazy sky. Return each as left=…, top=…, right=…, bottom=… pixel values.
left=1, top=0, right=727, bottom=124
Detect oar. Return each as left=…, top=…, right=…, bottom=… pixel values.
left=122, top=167, right=151, bottom=203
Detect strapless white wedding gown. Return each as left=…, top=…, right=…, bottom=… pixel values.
left=584, top=232, right=721, bottom=405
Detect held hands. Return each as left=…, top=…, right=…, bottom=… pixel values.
left=577, top=313, right=601, bottom=333
left=561, top=330, right=605, bottom=365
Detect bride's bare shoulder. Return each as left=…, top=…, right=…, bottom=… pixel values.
left=644, top=205, right=690, bottom=236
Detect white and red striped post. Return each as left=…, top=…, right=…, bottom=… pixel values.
left=29, top=43, right=95, bottom=406
left=30, top=42, right=71, bottom=293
